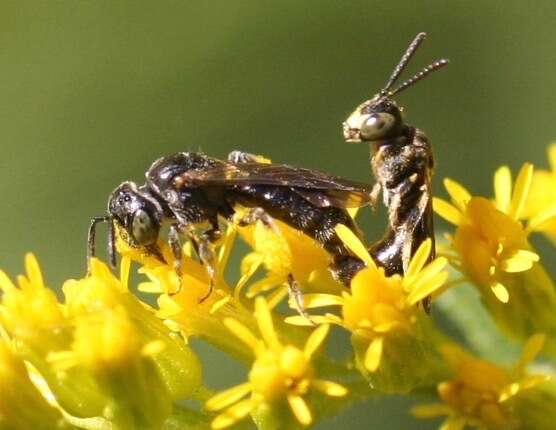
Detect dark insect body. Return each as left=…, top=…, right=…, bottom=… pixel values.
left=88, top=151, right=373, bottom=304
left=343, top=32, right=448, bottom=300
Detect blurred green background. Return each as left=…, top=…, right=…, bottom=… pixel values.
left=2, top=1, right=556, bottom=428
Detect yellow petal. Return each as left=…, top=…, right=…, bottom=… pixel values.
left=444, top=178, right=471, bottom=211
left=334, top=224, right=376, bottom=269
left=137, top=281, right=163, bottom=293
left=235, top=254, right=263, bottom=302
left=312, top=379, right=348, bottom=397
left=223, top=318, right=259, bottom=352
left=515, top=333, right=546, bottom=373
left=206, top=382, right=252, bottom=411
left=217, top=227, right=237, bottom=270
left=500, top=250, right=539, bottom=273
left=364, top=337, right=383, bottom=372
left=508, top=163, right=533, bottom=220
left=210, top=295, right=232, bottom=314
left=211, top=398, right=255, bottom=429
left=304, top=324, right=330, bottom=359
left=433, top=198, right=463, bottom=226
left=24, top=253, right=44, bottom=289
left=407, top=271, right=449, bottom=306
left=246, top=275, right=286, bottom=298
left=499, top=374, right=551, bottom=402
left=494, top=165, right=512, bottom=213
left=527, top=205, right=556, bottom=232
left=411, top=403, right=452, bottom=418
left=303, top=293, right=345, bottom=309
left=405, top=239, right=432, bottom=281
left=119, top=257, right=131, bottom=290
left=404, top=256, right=448, bottom=293
left=287, top=394, right=312, bottom=426
left=517, top=374, right=551, bottom=390
left=254, top=297, right=281, bottom=350
left=491, top=282, right=510, bottom=303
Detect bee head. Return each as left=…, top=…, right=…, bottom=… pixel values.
left=343, top=95, right=404, bottom=143
left=108, top=181, right=161, bottom=247
left=342, top=32, right=448, bottom=144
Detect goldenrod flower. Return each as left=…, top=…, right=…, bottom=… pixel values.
left=434, top=164, right=540, bottom=303
left=206, top=297, right=347, bottom=429
left=287, top=226, right=448, bottom=392
left=1, top=254, right=203, bottom=427
left=523, top=143, right=556, bottom=243
left=434, top=164, right=556, bottom=355
left=412, top=334, right=552, bottom=430
left=236, top=216, right=341, bottom=307
left=0, top=340, right=72, bottom=430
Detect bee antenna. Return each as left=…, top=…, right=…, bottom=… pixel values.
left=381, top=32, right=427, bottom=96
left=389, top=59, right=449, bottom=96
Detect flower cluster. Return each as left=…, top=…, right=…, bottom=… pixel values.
left=1, top=145, right=556, bottom=430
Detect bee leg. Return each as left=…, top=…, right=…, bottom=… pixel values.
left=166, top=224, right=185, bottom=295
left=195, top=231, right=218, bottom=303
left=287, top=274, right=315, bottom=326
left=227, top=150, right=270, bottom=164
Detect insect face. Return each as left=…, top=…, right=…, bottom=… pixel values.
left=108, top=181, right=161, bottom=247
left=343, top=96, right=404, bottom=143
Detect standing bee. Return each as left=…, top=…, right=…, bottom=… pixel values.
left=342, top=32, right=448, bottom=295
left=87, top=151, right=373, bottom=308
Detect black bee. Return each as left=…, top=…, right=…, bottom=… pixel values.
left=342, top=33, right=448, bottom=291
left=88, top=151, right=373, bottom=305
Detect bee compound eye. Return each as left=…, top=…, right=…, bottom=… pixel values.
left=359, top=113, right=396, bottom=141
left=131, top=209, right=158, bottom=245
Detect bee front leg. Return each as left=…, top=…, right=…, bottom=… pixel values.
left=195, top=231, right=218, bottom=303
left=168, top=224, right=183, bottom=277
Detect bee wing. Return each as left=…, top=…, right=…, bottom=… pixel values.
left=177, top=162, right=374, bottom=208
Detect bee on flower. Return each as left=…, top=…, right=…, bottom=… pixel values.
left=205, top=297, right=347, bottom=429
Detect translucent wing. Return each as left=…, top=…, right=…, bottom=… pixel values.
left=175, top=162, right=374, bottom=208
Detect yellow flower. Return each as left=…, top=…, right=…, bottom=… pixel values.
left=286, top=227, right=448, bottom=391
left=523, top=143, right=556, bottom=243
left=0, top=253, right=66, bottom=348
left=0, top=340, right=71, bottom=430
left=1, top=254, right=203, bottom=424
left=434, top=164, right=541, bottom=303
left=236, top=215, right=342, bottom=307
left=412, top=334, right=551, bottom=430
left=205, top=297, right=347, bottom=429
